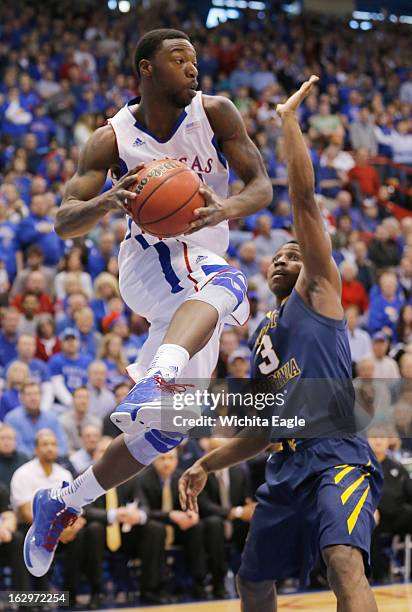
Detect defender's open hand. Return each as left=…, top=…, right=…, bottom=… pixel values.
left=276, top=75, right=319, bottom=118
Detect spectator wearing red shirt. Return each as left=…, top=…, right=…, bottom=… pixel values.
left=340, top=261, right=369, bottom=313
left=35, top=314, right=61, bottom=362
left=11, top=271, right=54, bottom=315
left=215, top=36, right=241, bottom=75
left=348, top=147, right=380, bottom=199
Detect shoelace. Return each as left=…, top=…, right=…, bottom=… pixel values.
left=154, top=375, right=194, bottom=395
left=42, top=508, right=78, bottom=552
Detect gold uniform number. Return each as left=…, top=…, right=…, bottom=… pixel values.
left=258, top=335, right=279, bottom=375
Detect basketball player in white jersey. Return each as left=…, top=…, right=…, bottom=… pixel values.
left=24, top=29, right=272, bottom=579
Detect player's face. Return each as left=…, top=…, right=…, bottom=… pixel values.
left=151, top=39, right=198, bottom=108
left=268, top=244, right=303, bottom=299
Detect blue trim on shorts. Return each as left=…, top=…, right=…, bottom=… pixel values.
left=153, top=241, right=184, bottom=294
left=201, top=264, right=229, bottom=275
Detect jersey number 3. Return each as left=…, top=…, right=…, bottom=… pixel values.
left=258, top=335, right=280, bottom=375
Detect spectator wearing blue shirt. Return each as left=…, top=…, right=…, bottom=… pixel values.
left=2, top=88, right=33, bottom=143
left=16, top=194, right=64, bottom=267
left=375, top=113, right=392, bottom=158
left=341, top=90, right=362, bottom=124
left=368, top=271, right=405, bottom=339
left=22, top=133, right=43, bottom=175
left=197, top=49, right=219, bottom=79
left=98, top=333, right=128, bottom=391
left=359, top=199, right=380, bottom=234
left=90, top=272, right=122, bottom=330
left=238, top=241, right=259, bottom=279
left=332, top=190, right=362, bottom=230
left=87, top=232, right=117, bottom=280
left=48, top=328, right=93, bottom=411
left=56, top=293, right=90, bottom=335
left=271, top=200, right=293, bottom=230
left=18, top=74, right=41, bottom=112
left=7, top=334, right=53, bottom=412
left=229, top=59, right=252, bottom=91
left=250, top=59, right=276, bottom=95
left=29, top=105, right=56, bottom=150
left=0, top=201, right=17, bottom=281
left=109, top=316, right=145, bottom=364
left=271, top=143, right=289, bottom=202
left=4, top=381, right=68, bottom=457
left=0, top=361, right=29, bottom=422
left=318, top=155, right=344, bottom=199
left=73, top=306, right=101, bottom=358
left=0, top=308, right=20, bottom=368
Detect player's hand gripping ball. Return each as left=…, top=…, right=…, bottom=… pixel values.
left=127, top=159, right=205, bottom=238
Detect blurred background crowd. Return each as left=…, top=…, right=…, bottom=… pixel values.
left=0, top=0, right=412, bottom=608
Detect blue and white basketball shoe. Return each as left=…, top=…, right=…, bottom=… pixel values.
left=110, top=371, right=197, bottom=436
left=24, top=485, right=79, bottom=577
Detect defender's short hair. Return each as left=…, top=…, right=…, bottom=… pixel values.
left=133, top=28, right=191, bottom=77
left=275, top=240, right=299, bottom=253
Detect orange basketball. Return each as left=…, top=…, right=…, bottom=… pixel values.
left=129, top=159, right=204, bottom=238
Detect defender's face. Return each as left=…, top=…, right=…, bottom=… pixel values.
left=268, top=244, right=303, bottom=299
left=151, top=39, right=198, bottom=108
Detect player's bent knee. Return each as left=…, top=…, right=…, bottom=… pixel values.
left=236, top=575, right=276, bottom=611
left=323, top=545, right=365, bottom=590
left=124, top=429, right=186, bottom=465
left=191, top=266, right=248, bottom=320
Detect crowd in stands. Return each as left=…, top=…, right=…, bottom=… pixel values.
left=0, top=0, right=412, bottom=607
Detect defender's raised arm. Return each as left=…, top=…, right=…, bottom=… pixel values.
left=276, top=76, right=341, bottom=295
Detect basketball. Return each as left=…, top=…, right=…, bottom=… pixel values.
left=128, top=159, right=205, bottom=238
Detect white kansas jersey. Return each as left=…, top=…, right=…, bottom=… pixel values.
left=108, top=91, right=230, bottom=254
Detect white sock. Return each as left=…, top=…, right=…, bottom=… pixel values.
left=52, top=466, right=106, bottom=510
left=146, top=343, right=190, bottom=379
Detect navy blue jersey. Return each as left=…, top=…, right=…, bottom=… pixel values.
left=250, top=288, right=363, bottom=452
left=243, top=287, right=383, bottom=586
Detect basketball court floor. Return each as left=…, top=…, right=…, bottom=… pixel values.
left=105, top=583, right=412, bottom=611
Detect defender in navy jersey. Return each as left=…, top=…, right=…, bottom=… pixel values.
left=180, top=77, right=383, bottom=612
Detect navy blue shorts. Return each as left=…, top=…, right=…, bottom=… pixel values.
left=238, top=437, right=383, bottom=586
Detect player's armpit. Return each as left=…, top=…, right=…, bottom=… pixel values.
left=203, top=95, right=272, bottom=218
left=55, top=126, right=141, bottom=239
left=64, top=124, right=118, bottom=202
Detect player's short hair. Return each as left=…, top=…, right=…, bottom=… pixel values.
left=133, top=28, right=191, bottom=77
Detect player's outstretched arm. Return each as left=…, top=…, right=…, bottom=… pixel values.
left=179, top=436, right=268, bottom=512
left=55, top=125, right=143, bottom=239
left=277, top=77, right=340, bottom=292
left=185, top=96, right=273, bottom=233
